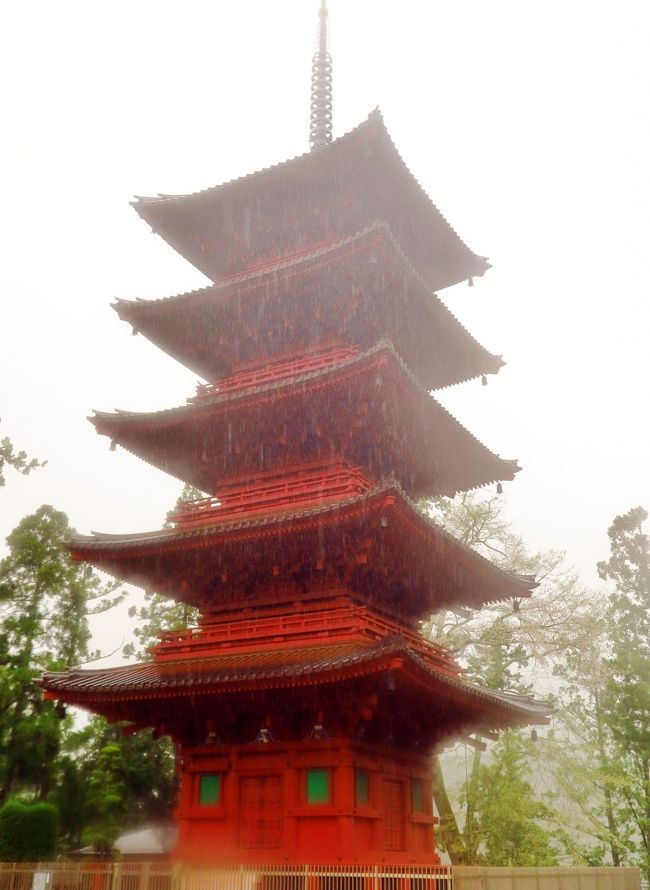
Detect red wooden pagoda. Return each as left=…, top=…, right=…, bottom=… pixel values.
left=41, top=2, right=550, bottom=867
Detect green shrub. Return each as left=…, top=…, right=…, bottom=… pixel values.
left=0, top=800, right=25, bottom=861
left=0, top=800, right=58, bottom=861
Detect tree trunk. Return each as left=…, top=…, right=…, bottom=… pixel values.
left=463, top=744, right=483, bottom=864
left=431, top=752, right=467, bottom=863
left=595, top=688, right=621, bottom=867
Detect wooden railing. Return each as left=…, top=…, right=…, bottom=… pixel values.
left=191, top=342, right=359, bottom=400
left=0, top=863, right=641, bottom=890
left=170, top=461, right=374, bottom=528
left=154, top=601, right=460, bottom=676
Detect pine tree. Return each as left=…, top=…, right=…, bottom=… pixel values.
left=598, top=507, right=650, bottom=881
left=0, top=506, right=123, bottom=803
left=0, top=422, right=45, bottom=488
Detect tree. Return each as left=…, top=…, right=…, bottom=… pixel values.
left=597, top=507, right=650, bottom=881
left=122, top=592, right=199, bottom=660
left=48, top=714, right=177, bottom=854
left=123, top=483, right=203, bottom=660
left=0, top=422, right=46, bottom=488
left=81, top=742, right=127, bottom=854
left=60, top=717, right=177, bottom=854
left=549, top=606, right=630, bottom=869
left=424, top=493, right=596, bottom=863
left=522, top=506, right=650, bottom=877
left=468, top=731, right=559, bottom=866
left=0, top=506, right=123, bottom=804
left=0, top=505, right=179, bottom=851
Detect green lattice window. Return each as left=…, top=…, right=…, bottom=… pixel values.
left=306, top=768, right=330, bottom=804
left=199, top=774, right=221, bottom=805
left=411, top=778, right=424, bottom=813
left=356, top=769, right=369, bottom=805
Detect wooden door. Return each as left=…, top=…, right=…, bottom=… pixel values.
left=383, top=779, right=405, bottom=851
left=239, top=775, right=283, bottom=849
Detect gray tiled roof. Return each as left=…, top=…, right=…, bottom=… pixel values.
left=41, top=636, right=552, bottom=724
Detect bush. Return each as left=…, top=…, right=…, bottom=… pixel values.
left=0, top=800, right=58, bottom=861
left=0, top=801, right=24, bottom=861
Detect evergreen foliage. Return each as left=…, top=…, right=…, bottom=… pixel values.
left=50, top=718, right=176, bottom=854
left=0, top=800, right=25, bottom=861
left=0, top=424, right=46, bottom=488
left=470, top=732, right=558, bottom=866
left=541, top=507, right=649, bottom=879
left=0, top=506, right=124, bottom=805
left=123, top=483, right=203, bottom=660
left=598, top=507, right=649, bottom=881
left=78, top=720, right=176, bottom=853
left=0, top=799, right=58, bottom=861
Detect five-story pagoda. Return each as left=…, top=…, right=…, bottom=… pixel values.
left=41, top=1, right=550, bottom=866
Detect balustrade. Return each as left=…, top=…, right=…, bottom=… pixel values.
left=170, top=460, right=373, bottom=527
left=191, top=342, right=359, bottom=400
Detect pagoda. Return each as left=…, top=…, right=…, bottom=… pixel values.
left=41, top=1, right=550, bottom=867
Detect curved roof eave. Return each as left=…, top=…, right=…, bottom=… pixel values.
left=112, top=221, right=502, bottom=390
left=66, top=479, right=537, bottom=607
left=90, top=339, right=517, bottom=469
left=40, top=637, right=551, bottom=725
left=131, top=110, right=489, bottom=289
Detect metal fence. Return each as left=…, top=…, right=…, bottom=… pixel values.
left=0, top=863, right=641, bottom=890
left=452, top=867, right=641, bottom=890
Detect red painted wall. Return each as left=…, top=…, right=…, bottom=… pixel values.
left=173, top=738, right=439, bottom=866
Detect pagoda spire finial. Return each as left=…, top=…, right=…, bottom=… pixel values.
left=309, top=0, right=333, bottom=150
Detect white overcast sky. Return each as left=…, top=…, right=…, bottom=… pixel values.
left=1, top=0, right=649, bottom=655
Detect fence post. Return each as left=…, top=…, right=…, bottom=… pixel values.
left=111, top=863, right=122, bottom=890
left=171, top=862, right=183, bottom=890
